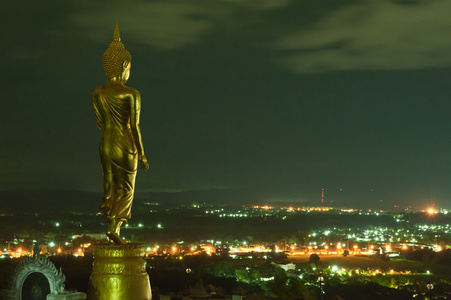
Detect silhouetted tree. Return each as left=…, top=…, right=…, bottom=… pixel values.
left=309, top=253, right=320, bottom=264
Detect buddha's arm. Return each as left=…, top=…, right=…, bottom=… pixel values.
left=130, top=91, right=149, bottom=170
left=92, top=93, right=104, bottom=132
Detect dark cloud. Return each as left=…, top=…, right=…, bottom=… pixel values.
left=73, top=0, right=289, bottom=49
left=0, top=1, right=450, bottom=209
left=273, top=1, right=451, bottom=73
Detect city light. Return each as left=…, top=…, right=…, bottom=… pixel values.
left=3, top=201, right=451, bottom=298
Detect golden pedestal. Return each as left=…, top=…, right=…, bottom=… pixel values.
left=87, top=244, right=151, bottom=300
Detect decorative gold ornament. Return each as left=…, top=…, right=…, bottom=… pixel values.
left=92, top=23, right=149, bottom=245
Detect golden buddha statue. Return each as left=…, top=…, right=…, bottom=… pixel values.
left=92, top=23, right=149, bottom=244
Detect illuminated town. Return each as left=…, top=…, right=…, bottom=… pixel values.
left=2, top=204, right=449, bottom=257
left=1, top=202, right=451, bottom=299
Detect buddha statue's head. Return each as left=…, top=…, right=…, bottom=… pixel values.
left=102, top=23, right=132, bottom=82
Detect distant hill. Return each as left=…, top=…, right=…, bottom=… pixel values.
left=135, top=188, right=268, bottom=206
left=0, top=188, right=359, bottom=215
left=0, top=190, right=101, bottom=214
left=139, top=189, right=364, bottom=209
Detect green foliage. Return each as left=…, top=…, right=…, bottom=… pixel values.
left=269, top=267, right=291, bottom=299
left=234, top=268, right=249, bottom=283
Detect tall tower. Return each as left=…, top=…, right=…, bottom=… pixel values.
left=321, top=188, right=324, bottom=203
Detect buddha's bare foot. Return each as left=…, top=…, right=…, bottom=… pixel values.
left=106, top=231, right=129, bottom=244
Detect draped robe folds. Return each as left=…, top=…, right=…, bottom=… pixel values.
left=92, top=86, right=138, bottom=221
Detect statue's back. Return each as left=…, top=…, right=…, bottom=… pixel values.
left=92, top=23, right=149, bottom=247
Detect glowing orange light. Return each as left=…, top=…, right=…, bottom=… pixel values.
left=57, top=248, right=62, bottom=253
left=17, top=248, right=22, bottom=253
left=428, top=208, right=435, bottom=214
left=172, top=247, right=177, bottom=252
left=337, top=244, right=342, bottom=249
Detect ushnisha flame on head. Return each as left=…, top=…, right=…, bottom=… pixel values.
left=102, top=23, right=132, bottom=78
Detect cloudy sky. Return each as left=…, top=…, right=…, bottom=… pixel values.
left=1, top=0, right=451, bottom=209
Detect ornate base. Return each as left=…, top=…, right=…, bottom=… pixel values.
left=87, top=244, right=151, bottom=300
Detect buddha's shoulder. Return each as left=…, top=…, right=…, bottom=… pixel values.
left=122, top=85, right=140, bottom=97
left=92, top=85, right=103, bottom=96
left=92, top=84, right=140, bottom=98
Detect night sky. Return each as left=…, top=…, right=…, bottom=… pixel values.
left=1, top=0, right=451, bottom=210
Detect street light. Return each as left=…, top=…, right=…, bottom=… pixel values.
left=186, top=268, right=192, bottom=289
left=426, top=282, right=434, bottom=300
left=317, top=274, right=325, bottom=300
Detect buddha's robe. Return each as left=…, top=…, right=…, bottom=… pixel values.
left=92, top=83, right=140, bottom=221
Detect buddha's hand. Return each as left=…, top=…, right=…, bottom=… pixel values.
left=140, top=154, right=149, bottom=170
